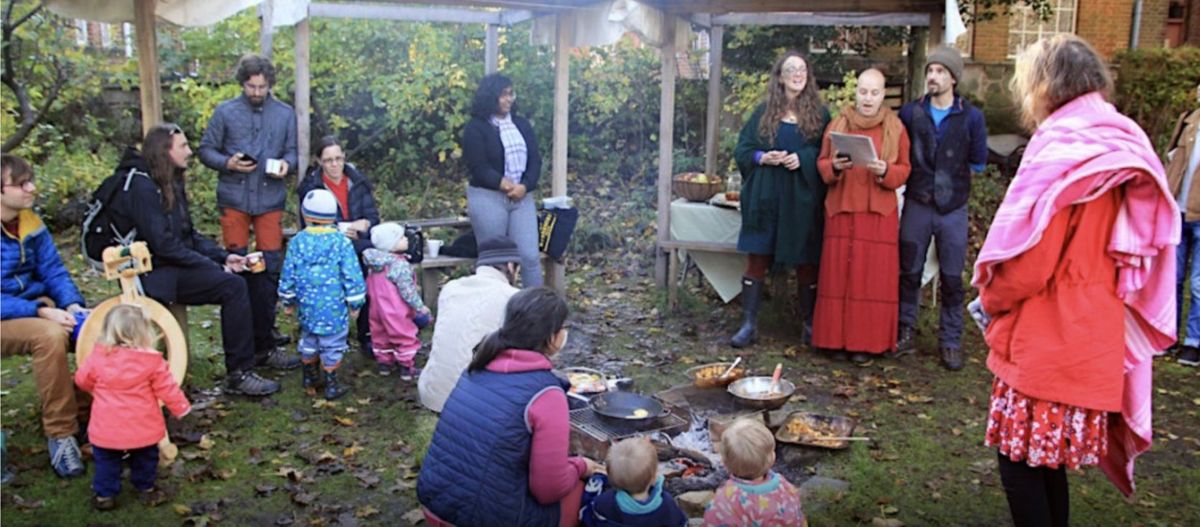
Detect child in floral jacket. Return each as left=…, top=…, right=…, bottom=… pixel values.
left=279, top=189, right=366, bottom=400
left=363, top=222, right=431, bottom=380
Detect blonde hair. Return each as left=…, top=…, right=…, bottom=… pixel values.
left=100, top=304, right=157, bottom=349
left=1010, top=34, right=1113, bottom=131
left=719, top=419, right=775, bottom=479
left=606, top=437, right=658, bottom=494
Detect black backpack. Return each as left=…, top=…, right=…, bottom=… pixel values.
left=81, top=168, right=147, bottom=271
left=403, top=224, right=425, bottom=264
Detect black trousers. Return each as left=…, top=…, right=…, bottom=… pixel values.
left=171, top=266, right=260, bottom=373
left=241, top=249, right=282, bottom=357
left=997, top=452, right=1069, bottom=527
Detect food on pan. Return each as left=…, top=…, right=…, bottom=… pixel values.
left=567, top=371, right=606, bottom=394
left=631, top=408, right=649, bottom=418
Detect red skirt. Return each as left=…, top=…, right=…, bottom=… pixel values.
left=985, top=377, right=1108, bottom=470
left=811, top=210, right=899, bottom=354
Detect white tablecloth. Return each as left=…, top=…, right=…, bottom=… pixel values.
left=669, top=199, right=746, bottom=303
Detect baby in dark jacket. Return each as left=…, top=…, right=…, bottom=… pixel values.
left=581, top=437, right=688, bottom=527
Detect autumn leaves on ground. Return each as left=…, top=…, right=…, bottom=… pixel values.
left=2, top=175, right=1198, bottom=526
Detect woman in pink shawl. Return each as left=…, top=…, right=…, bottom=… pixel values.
left=971, top=35, right=1178, bottom=527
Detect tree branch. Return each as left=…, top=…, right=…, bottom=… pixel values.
left=1, top=2, right=59, bottom=152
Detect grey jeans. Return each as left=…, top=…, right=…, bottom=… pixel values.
left=466, top=185, right=543, bottom=287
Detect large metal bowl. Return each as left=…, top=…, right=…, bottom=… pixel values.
left=727, top=376, right=796, bottom=410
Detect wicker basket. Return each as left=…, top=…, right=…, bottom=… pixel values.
left=673, top=172, right=723, bottom=202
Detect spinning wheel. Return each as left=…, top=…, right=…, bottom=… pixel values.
left=74, top=242, right=188, bottom=464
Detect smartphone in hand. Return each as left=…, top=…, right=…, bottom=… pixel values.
left=238, top=153, right=258, bottom=164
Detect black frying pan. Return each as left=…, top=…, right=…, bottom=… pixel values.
left=590, top=391, right=671, bottom=427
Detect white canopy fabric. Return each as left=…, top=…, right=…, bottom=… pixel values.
left=532, top=0, right=690, bottom=48
left=45, top=0, right=262, bottom=27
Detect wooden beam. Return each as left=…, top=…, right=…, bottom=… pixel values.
left=309, top=3, right=533, bottom=25
left=485, top=23, right=499, bottom=74
left=650, top=0, right=943, bottom=14
left=295, top=18, right=312, bottom=171
left=709, top=12, right=931, bottom=26
left=548, top=12, right=572, bottom=292
left=704, top=25, right=723, bottom=180
left=259, top=0, right=274, bottom=58
left=133, top=0, right=161, bottom=136
left=929, top=9, right=944, bottom=46
left=654, top=16, right=677, bottom=288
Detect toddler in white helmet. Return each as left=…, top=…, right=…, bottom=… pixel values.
left=362, top=222, right=432, bottom=380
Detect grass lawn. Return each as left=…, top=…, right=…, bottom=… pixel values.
left=3, top=176, right=1199, bottom=526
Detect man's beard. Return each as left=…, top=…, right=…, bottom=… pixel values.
left=248, top=95, right=266, bottom=107
left=927, top=83, right=949, bottom=96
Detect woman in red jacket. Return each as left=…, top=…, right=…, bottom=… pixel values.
left=972, top=35, right=1177, bottom=527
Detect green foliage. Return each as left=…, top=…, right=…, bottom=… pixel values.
left=822, top=70, right=858, bottom=118
left=1113, top=46, right=1200, bottom=152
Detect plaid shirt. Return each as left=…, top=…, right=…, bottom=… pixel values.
left=490, top=114, right=528, bottom=185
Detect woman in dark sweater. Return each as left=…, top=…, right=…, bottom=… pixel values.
left=104, top=123, right=280, bottom=396
left=462, top=73, right=543, bottom=287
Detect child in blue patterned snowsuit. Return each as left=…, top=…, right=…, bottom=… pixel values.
left=279, top=189, right=366, bottom=400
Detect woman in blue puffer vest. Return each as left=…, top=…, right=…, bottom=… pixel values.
left=417, top=287, right=603, bottom=527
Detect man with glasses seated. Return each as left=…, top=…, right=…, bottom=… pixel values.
left=0, top=154, right=91, bottom=479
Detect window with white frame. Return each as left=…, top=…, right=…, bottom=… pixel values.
left=1007, top=0, right=1077, bottom=58
left=74, top=19, right=88, bottom=46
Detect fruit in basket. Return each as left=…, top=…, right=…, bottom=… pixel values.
left=724, top=191, right=740, bottom=202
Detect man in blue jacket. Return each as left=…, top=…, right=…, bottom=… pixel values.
left=0, top=155, right=89, bottom=478
left=199, top=54, right=298, bottom=370
left=897, top=46, right=988, bottom=371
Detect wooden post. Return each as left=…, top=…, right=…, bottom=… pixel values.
left=259, top=0, right=275, bottom=58
left=929, top=10, right=945, bottom=48
left=485, top=23, right=499, bottom=74
left=548, top=13, right=572, bottom=292
left=133, top=0, right=161, bottom=136
left=295, top=18, right=312, bottom=171
left=908, top=27, right=929, bottom=102
left=654, top=17, right=677, bottom=288
left=704, top=25, right=723, bottom=180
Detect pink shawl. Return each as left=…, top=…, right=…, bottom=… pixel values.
left=973, top=92, right=1179, bottom=496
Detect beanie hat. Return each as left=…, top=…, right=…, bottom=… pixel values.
left=475, top=236, right=522, bottom=267
left=371, top=222, right=407, bottom=253
left=302, top=189, right=338, bottom=224
left=925, top=45, right=964, bottom=84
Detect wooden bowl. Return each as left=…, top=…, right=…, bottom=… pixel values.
left=686, top=362, right=747, bottom=389
left=672, top=172, right=723, bottom=202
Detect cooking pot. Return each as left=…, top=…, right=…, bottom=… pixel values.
left=589, top=391, right=671, bottom=427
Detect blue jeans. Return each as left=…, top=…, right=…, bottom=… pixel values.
left=93, top=444, right=158, bottom=497
left=1177, top=218, right=1200, bottom=347
left=298, top=327, right=349, bottom=368
left=898, top=201, right=968, bottom=350
left=467, top=185, right=543, bottom=287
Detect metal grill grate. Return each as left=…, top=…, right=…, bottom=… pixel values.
left=569, top=408, right=688, bottom=441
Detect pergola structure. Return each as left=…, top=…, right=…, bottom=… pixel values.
left=49, top=0, right=948, bottom=292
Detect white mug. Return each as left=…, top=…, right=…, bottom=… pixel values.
left=266, top=158, right=284, bottom=175
left=426, top=239, right=444, bottom=258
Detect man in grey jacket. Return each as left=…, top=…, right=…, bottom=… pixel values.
left=199, top=54, right=298, bottom=370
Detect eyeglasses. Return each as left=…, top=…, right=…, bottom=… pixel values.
left=320, top=156, right=345, bottom=165
left=2, top=180, right=35, bottom=191
left=782, top=65, right=808, bottom=76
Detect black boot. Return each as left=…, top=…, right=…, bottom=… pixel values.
left=302, top=361, right=322, bottom=396
left=323, top=366, right=349, bottom=400
left=730, top=277, right=763, bottom=348
left=797, top=283, right=817, bottom=346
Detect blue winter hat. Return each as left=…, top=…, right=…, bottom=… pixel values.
left=302, top=189, right=338, bottom=224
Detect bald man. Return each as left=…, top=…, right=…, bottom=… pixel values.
left=896, top=46, right=989, bottom=371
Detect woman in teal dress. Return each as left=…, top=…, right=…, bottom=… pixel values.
left=729, top=51, right=830, bottom=348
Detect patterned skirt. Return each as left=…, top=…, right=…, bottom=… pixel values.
left=984, top=377, right=1108, bottom=470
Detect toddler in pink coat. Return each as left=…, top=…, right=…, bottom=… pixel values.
left=75, top=304, right=190, bottom=511
left=363, top=223, right=432, bottom=380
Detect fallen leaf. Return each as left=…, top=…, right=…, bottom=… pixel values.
left=174, top=504, right=193, bottom=516
left=402, top=507, right=426, bottom=525
left=356, top=505, right=380, bottom=518
left=881, top=505, right=899, bottom=515
left=290, top=492, right=317, bottom=506
left=316, top=450, right=337, bottom=464
left=356, top=398, right=372, bottom=405
left=197, top=435, right=215, bottom=450
left=255, top=484, right=277, bottom=496
left=872, top=518, right=905, bottom=527
left=344, top=443, right=363, bottom=458
left=334, top=416, right=356, bottom=427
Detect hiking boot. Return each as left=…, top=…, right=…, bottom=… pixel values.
left=225, top=371, right=281, bottom=396
left=896, top=325, right=916, bottom=356
left=92, top=495, right=116, bottom=511
left=302, top=362, right=323, bottom=396
left=138, top=487, right=168, bottom=507
left=1179, top=346, right=1200, bottom=367
left=849, top=352, right=871, bottom=365
left=273, top=328, right=291, bottom=347
left=376, top=362, right=394, bottom=376
left=323, top=368, right=350, bottom=401
left=941, top=347, right=964, bottom=371
left=259, top=348, right=301, bottom=370
left=48, top=436, right=85, bottom=478
left=730, top=277, right=763, bottom=348
left=399, top=365, right=422, bottom=382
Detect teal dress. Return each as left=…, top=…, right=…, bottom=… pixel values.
left=734, top=104, right=829, bottom=266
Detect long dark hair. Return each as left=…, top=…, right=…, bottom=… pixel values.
left=468, top=287, right=569, bottom=372
left=143, top=123, right=185, bottom=211
left=758, top=51, right=824, bottom=144
left=470, top=73, right=516, bottom=120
